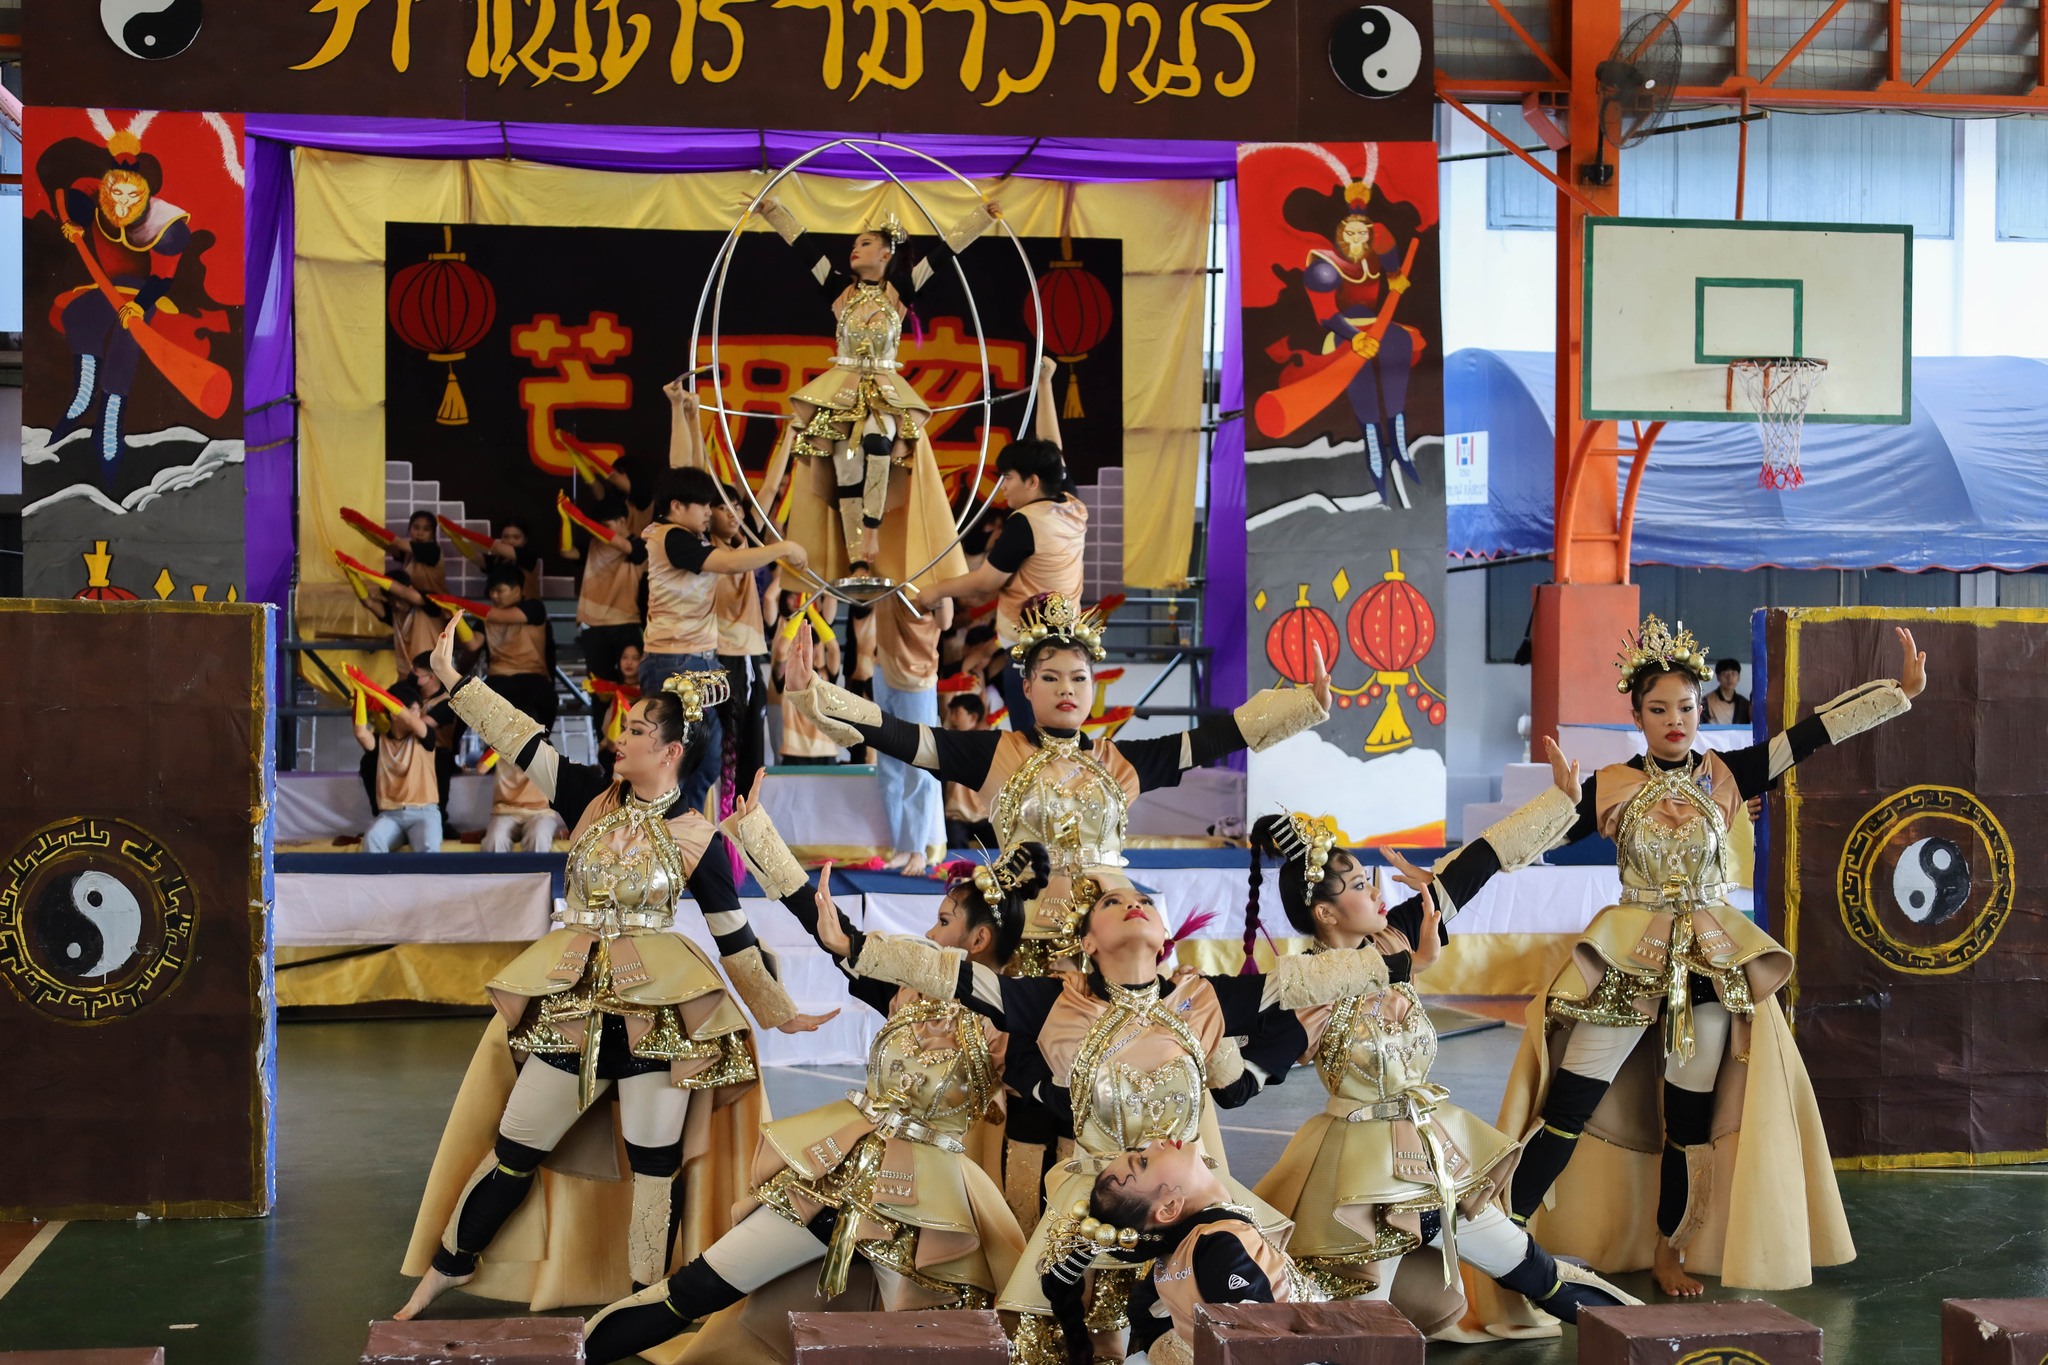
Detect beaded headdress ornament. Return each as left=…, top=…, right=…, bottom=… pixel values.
left=1268, top=810, right=1340, bottom=895
left=661, top=669, right=732, bottom=721
left=1614, top=615, right=1711, bottom=695
left=1008, top=592, right=1107, bottom=663
left=970, top=843, right=1036, bottom=911
left=867, top=211, right=908, bottom=249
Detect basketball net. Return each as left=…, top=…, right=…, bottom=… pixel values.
left=1727, top=357, right=1827, bottom=490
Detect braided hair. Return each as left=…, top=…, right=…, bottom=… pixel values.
left=1248, top=814, right=1413, bottom=957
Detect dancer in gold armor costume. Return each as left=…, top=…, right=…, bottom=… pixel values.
left=397, top=620, right=831, bottom=1319
left=1496, top=618, right=1926, bottom=1299
left=580, top=800, right=1051, bottom=1365
left=1245, top=754, right=1636, bottom=1344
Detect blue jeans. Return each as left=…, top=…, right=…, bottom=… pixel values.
left=366, top=804, right=443, bottom=853
left=640, top=650, right=725, bottom=813
left=872, top=672, right=944, bottom=859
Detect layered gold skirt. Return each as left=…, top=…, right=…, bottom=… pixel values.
left=777, top=424, right=968, bottom=592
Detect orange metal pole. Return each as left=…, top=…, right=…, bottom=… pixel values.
left=1914, top=0, right=2007, bottom=90
left=1888, top=0, right=1903, bottom=83
left=1761, top=0, right=1852, bottom=87
left=1480, top=0, right=1570, bottom=85
left=1615, top=421, right=1666, bottom=578
left=1436, top=82, right=1611, bottom=214
left=1735, top=0, right=1749, bottom=79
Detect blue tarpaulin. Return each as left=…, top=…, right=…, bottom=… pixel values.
left=1446, top=349, right=2048, bottom=571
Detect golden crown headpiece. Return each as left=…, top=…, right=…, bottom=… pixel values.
left=868, top=211, right=908, bottom=249
left=971, top=844, right=1035, bottom=911
left=1269, top=810, right=1340, bottom=894
left=1615, top=615, right=1711, bottom=694
left=661, top=669, right=732, bottom=721
left=1009, top=592, right=1107, bottom=663
left=1039, top=1200, right=1142, bottom=1277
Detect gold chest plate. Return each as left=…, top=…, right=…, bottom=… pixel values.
left=1317, top=983, right=1438, bottom=1103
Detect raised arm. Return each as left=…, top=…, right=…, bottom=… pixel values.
left=1032, top=355, right=1063, bottom=448
left=1719, top=625, right=1924, bottom=800
left=430, top=617, right=612, bottom=819
left=781, top=621, right=1004, bottom=785
left=1112, top=648, right=1333, bottom=794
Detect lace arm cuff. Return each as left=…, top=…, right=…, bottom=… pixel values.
left=788, top=679, right=883, bottom=747
left=1206, top=1036, right=1246, bottom=1090
left=1233, top=685, right=1330, bottom=752
left=448, top=677, right=552, bottom=790
left=722, top=944, right=798, bottom=1031
left=723, top=804, right=807, bottom=899
left=1452, top=784, right=1578, bottom=875
left=1261, top=947, right=1389, bottom=1011
left=1814, top=680, right=1912, bottom=751
left=851, top=932, right=966, bottom=1003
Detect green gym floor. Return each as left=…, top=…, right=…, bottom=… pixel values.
left=1, top=1015, right=2042, bottom=1363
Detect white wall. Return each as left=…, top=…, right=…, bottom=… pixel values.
left=1443, top=567, right=1532, bottom=839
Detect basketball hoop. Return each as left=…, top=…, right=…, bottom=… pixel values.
left=1727, top=356, right=1827, bottom=490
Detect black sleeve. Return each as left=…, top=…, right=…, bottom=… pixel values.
left=663, top=532, right=711, bottom=574
left=411, top=541, right=442, bottom=569
left=1560, top=775, right=1602, bottom=845
left=826, top=705, right=1004, bottom=788
left=1115, top=714, right=1249, bottom=792
left=1203, top=974, right=1307, bottom=1104
left=773, top=881, right=901, bottom=1015
left=513, top=544, right=540, bottom=572
left=1192, top=1228, right=1277, bottom=1306
left=982, top=514, right=1036, bottom=574
left=686, top=833, right=766, bottom=960
left=518, top=599, right=548, bottom=626
left=426, top=698, right=457, bottom=728
left=1125, top=1272, right=1171, bottom=1355
left=1719, top=715, right=1832, bottom=800
left=624, top=534, right=650, bottom=566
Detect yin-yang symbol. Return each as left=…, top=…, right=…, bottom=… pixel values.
left=30, top=870, right=145, bottom=980
left=100, top=0, right=203, bottom=60
left=1329, top=5, right=1422, bottom=98
left=1892, top=836, right=1970, bottom=926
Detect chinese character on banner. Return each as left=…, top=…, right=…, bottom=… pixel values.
left=512, top=312, right=633, bottom=476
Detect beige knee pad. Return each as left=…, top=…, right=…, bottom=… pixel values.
left=629, top=1172, right=676, bottom=1286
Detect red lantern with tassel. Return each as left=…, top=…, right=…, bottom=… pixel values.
left=1346, top=550, right=1438, bottom=754
left=1265, top=584, right=1338, bottom=685
left=1025, top=223, right=1113, bottom=421
left=389, top=225, right=497, bottom=427
left=74, top=540, right=137, bottom=600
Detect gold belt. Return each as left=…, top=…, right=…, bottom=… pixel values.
left=849, top=1090, right=967, bottom=1155
left=558, top=908, right=673, bottom=933
left=1617, top=888, right=1731, bottom=1064
left=1325, top=1081, right=1451, bottom=1124
left=1327, top=1082, right=1462, bottom=1287
left=1618, top=883, right=1732, bottom=906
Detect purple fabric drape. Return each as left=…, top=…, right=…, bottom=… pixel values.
left=243, top=136, right=297, bottom=608
left=1204, top=180, right=1247, bottom=769
left=241, top=116, right=1241, bottom=182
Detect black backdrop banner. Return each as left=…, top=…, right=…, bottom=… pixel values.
left=384, top=222, right=1122, bottom=543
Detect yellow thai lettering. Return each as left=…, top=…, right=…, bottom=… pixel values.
left=1121, top=1, right=1161, bottom=96
left=670, top=0, right=697, bottom=82
left=545, top=0, right=601, bottom=82
left=470, top=0, right=519, bottom=79
left=920, top=0, right=986, bottom=90
left=292, top=0, right=377, bottom=71
left=393, top=0, right=419, bottom=70
left=982, top=0, right=1053, bottom=106
left=852, top=0, right=925, bottom=97
left=595, top=0, right=654, bottom=91
left=775, top=0, right=846, bottom=88
left=699, top=0, right=756, bottom=81
left=1058, top=0, right=1121, bottom=94
left=515, top=0, right=560, bottom=82
left=1197, top=0, right=1264, bottom=96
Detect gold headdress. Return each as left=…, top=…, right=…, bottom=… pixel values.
left=1269, top=810, right=1340, bottom=894
left=868, top=211, right=908, bottom=249
left=1008, top=592, right=1107, bottom=663
left=1614, top=614, right=1710, bottom=695
left=661, top=669, right=732, bottom=721
left=970, top=843, right=1037, bottom=911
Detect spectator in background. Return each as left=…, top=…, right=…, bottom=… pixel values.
left=483, top=560, right=557, bottom=729
left=565, top=488, right=646, bottom=685
left=941, top=691, right=997, bottom=850
left=711, top=488, right=772, bottom=804
left=491, top=517, right=544, bottom=600
left=1706, top=657, right=1751, bottom=725
left=770, top=589, right=843, bottom=767
left=872, top=593, right=950, bottom=875
left=355, top=679, right=443, bottom=853
left=482, top=753, right=566, bottom=853
left=411, top=650, right=462, bottom=825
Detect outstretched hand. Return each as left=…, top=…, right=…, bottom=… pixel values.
left=812, top=861, right=852, bottom=958
left=786, top=620, right=816, bottom=693
left=776, top=1008, right=842, bottom=1034
left=1543, top=736, right=1582, bottom=799
left=430, top=614, right=463, bottom=688
left=1306, top=641, right=1332, bottom=712
left=1897, top=626, right=1928, bottom=699
left=731, top=770, right=766, bottom=824
left=1383, top=846, right=1433, bottom=897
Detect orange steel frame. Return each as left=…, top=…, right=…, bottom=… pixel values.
left=1436, top=0, right=2046, bottom=742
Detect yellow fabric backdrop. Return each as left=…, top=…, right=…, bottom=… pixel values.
left=294, top=150, right=1210, bottom=646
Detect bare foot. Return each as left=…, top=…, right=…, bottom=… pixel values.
left=1653, top=1239, right=1704, bottom=1297
left=394, top=1265, right=474, bottom=1320
left=903, top=854, right=928, bottom=878
left=880, top=851, right=911, bottom=872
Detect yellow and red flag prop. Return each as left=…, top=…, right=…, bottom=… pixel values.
left=438, top=515, right=496, bottom=567
left=352, top=685, right=369, bottom=728
left=478, top=748, right=501, bottom=774
left=334, top=549, right=395, bottom=604
left=426, top=592, right=490, bottom=645
left=343, top=664, right=407, bottom=717
left=560, top=432, right=619, bottom=485
left=936, top=673, right=980, bottom=695
left=340, top=507, right=400, bottom=554
left=556, top=491, right=619, bottom=546
left=1089, top=666, right=1126, bottom=719
left=1084, top=705, right=1136, bottom=741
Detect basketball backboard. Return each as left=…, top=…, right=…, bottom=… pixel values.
left=1583, top=218, right=1911, bottom=424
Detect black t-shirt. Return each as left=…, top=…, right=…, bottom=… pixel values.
left=661, top=529, right=712, bottom=574
left=408, top=541, right=442, bottom=569
left=984, top=512, right=1036, bottom=574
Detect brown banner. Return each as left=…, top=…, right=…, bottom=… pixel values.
left=1763, top=607, right=2048, bottom=1167
left=28, top=0, right=1432, bottom=142
left=0, top=600, right=276, bottom=1218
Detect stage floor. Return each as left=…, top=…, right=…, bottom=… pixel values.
left=1, top=1015, right=2043, bottom=1363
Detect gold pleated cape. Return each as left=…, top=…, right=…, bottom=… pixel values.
left=778, top=426, right=969, bottom=593
left=399, top=1015, right=766, bottom=1311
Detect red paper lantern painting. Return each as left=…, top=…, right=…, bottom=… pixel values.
left=73, top=540, right=137, bottom=601
left=1026, top=249, right=1113, bottom=420
left=1345, top=550, right=1444, bottom=752
left=1265, top=584, right=1338, bottom=685
left=389, top=225, right=498, bottom=426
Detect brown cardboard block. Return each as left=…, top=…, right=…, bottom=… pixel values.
left=360, top=1317, right=584, bottom=1364
left=788, top=1310, right=1009, bottom=1364
left=1942, top=1299, right=2048, bottom=1364
left=1191, top=1301, right=1427, bottom=1365
left=1578, top=1303, right=1822, bottom=1365
left=0, top=1352, right=167, bottom=1364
